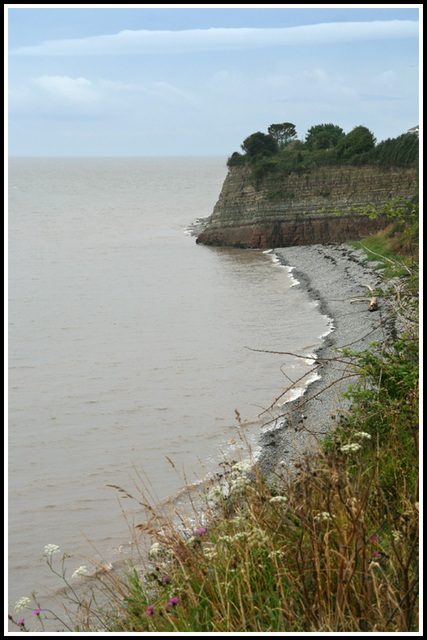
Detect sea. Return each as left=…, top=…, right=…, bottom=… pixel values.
left=7, top=156, right=331, bottom=625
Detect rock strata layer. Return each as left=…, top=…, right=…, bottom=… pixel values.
left=196, top=165, right=418, bottom=248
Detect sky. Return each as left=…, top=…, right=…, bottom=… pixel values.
left=6, top=4, right=421, bottom=157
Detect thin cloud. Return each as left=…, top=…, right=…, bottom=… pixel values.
left=149, top=81, right=197, bottom=105
left=360, top=94, right=404, bottom=102
left=9, top=74, right=197, bottom=118
left=32, top=75, right=97, bottom=103
left=10, top=20, right=418, bottom=56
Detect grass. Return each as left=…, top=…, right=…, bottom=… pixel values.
left=109, top=361, right=419, bottom=633
left=348, top=199, right=419, bottom=278
left=9, top=216, right=419, bottom=633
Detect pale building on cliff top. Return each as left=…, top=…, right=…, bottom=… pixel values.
left=406, top=125, right=419, bottom=136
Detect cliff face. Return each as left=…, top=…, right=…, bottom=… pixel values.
left=196, top=165, right=418, bottom=248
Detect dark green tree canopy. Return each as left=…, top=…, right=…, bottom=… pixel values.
left=369, top=133, right=419, bottom=168
left=241, top=131, right=279, bottom=162
left=305, top=123, right=345, bottom=150
left=337, top=126, right=376, bottom=159
left=228, top=122, right=416, bottom=175
left=267, top=123, right=297, bottom=148
left=226, top=151, right=247, bottom=167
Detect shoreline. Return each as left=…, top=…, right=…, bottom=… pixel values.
left=256, top=242, right=395, bottom=478
left=21, top=241, right=397, bottom=631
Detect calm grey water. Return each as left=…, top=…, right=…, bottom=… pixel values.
left=8, top=156, right=330, bottom=617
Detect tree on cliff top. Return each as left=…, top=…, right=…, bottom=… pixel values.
left=241, top=132, right=279, bottom=163
left=337, top=125, right=376, bottom=159
left=267, top=123, right=297, bottom=148
left=304, top=123, right=345, bottom=150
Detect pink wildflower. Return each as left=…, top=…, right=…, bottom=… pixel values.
left=166, top=597, right=180, bottom=607
left=370, top=535, right=379, bottom=543
left=194, top=528, right=207, bottom=535
left=18, top=619, right=25, bottom=626
left=144, top=605, right=156, bottom=616
left=32, top=609, right=41, bottom=615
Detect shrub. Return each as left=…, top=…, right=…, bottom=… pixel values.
left=337, top=126, right=376, bottom=160
left=304, top=123, right=345, bottom=151
left=227, top=151, right=247, bottom=168
left=241, top=132, right=279, bottom=163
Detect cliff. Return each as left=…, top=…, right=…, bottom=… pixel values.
left=196, top=164, right=418, bottom=248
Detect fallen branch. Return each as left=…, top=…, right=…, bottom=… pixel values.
left=349, top=285, right=378, bottom=311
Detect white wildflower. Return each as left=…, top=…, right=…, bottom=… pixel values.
left=207, top=485, right=224, bottom=503
left=231, top=461, right=251, bottom=475
left=341, top=443, right=362, bottom=453
left=44, top=543, right=61, bottom=556
left=233, top=532, right=249, bottom=541
left=219, top=535, right=234, bottom=543
left=392, top=530, right=403, bottom=542
left=354, top=431, right=372, bottom=440
left=248, top=528, right=269, bottom=544
left=269, top=496, right=288, bottom=504
left=71, top=565, right=88, bottom=579
left=148, top=542, right=162, bottom=559
left=14, top=597, right=31, bottom=612
left=232, top=474, right=250, bottom=487
left=314, top=512, right=335, bottom=523
left=230, top=475, right=251, bottom=494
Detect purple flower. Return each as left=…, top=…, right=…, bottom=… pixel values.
left=374, top=550, right=381, bottom=558
left=18, top=619, right=25, bottom=626
left=163, top=576, right=169, bottom=583
left=194, top=528, right=206, bottom=535
left=370, top=535, right=379, bottom=544
left=32, top=609, right=41, bottom=615
left=166, top=597, right=180, bottom=607
left=144, top=605, right=156, bottom=617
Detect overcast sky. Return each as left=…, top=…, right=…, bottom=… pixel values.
left=6, top=5, right=421, bottom=157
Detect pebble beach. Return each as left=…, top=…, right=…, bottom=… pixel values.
left=257, top=242, right=395, bottom=477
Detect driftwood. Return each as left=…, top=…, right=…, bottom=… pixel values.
left=350, top=285, right=378, bottom=312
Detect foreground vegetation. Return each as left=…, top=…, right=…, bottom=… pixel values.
left=9, top=205, right=419, bottom=633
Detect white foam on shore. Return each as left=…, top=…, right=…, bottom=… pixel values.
left=263, top=249, right=300, bottom=286
left=266, top=250, right=335, bottom=338
left=184, top=217, right=208, bottom=236
left=318, top=316, right=335, bottom=339
left=262, top=247, right=335, bottom=411
left=286, top=266, right=300, bottom=287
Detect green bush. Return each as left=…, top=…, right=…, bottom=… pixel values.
left=227, top=151, right=247, bottom=168
left=337, top=126, right=376, bottom=159
left=241, top=132, right=279, bottom=163
left=227, top=123, right=418, bottom=186
left=305, top=123, right=345, bottom=151
left=367, top=133, right=419, bottom=168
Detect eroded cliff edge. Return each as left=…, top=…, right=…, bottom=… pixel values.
left=196, top=164, right=418, bottom=248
